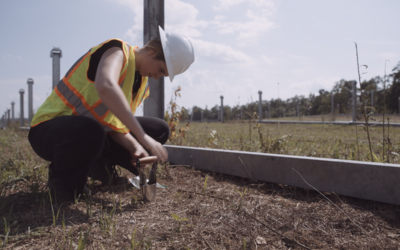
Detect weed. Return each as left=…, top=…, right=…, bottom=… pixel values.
left=203, top=175, right=209, bottom=194
left=99, top=202, right=116, bottom=235
left=0, top=179, right=10, bottom=215
left=62, top=212, right=66, bottom=245
left=207, top=130, right=219, bottom=148
left=0, top=217, right=10, bottom=248
left=73, top=190, right=81, bottom=204
left=48, top=191, right=62, bottom=227
left=129, top=225, right=156, bottom=249
left=84, top=194, right=92, bottom=218
left=235, top=188, right=247, bottom=213
left=77, top=226, right=91, bottom=250
left=171, top=213, right=189, bottom=232
left=165, top=86, right=189, bottom=145
left=239, top=120, right=244, bottom=151
left=67, top=226, right=74, bottom=250
left=355, top=42, right=374, bottom=162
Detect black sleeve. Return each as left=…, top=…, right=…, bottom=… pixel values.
left=87, top=40, right=123, bottom=82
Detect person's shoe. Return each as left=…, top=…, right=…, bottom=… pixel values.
left=90, top=158, right=129, bottom=186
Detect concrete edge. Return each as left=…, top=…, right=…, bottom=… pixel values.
left=165, top=145, right=400, bottom=205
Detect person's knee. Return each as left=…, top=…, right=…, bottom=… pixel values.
left=158, top=119, right=170, bottom=144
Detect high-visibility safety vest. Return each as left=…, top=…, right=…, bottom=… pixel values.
left=31, top=39, right=149, bottom=133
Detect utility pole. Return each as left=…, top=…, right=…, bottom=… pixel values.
left=258, top=91, right=262, bottom=121
left=220, top=95, right=224, bottom=122
left=143, top=0, right=165, bottom=119
left=11, top=101, right=15, bottom=124
left=398, top=97, right=400, bottom=115
left=27, top=78, right=34, bottom=123
left=7, top=109, right=10, bottom=126
left=19, top=89, right=25, bottom=126
left=268, top=102, right=271, bottom=119
left=352, top=80, right=356, bottom=122
left=371, top=90, right=374, bottom=108
left=50, top=48, right=62, bottom=89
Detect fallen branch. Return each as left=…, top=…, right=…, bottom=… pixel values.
left=292, top=168, right=370, bottom=236
left=243, top=211, right=311, bottom=250
left=200, top=233, right=215, bottom=250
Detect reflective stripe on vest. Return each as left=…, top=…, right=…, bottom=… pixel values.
left=31, top=39, right=149, bottom=133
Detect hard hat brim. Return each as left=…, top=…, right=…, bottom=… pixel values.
left=159, top=26, right=175, bottom=82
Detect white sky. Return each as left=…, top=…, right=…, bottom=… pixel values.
left=0, top=0, right=399, bottom=118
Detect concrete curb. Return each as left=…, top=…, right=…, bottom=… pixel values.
left=165, top=145, right=400, bottom=205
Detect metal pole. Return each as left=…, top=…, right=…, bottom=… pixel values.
left=7, top=109, right=10, bottom=126
left=371, top=90, right=374, bottom=108
left=50, top=48, right=62, bottom=89
left=143, top=0, right=165, bottom=119
left=297, top=102, right=299, bottom=117
left=258, top=91, right=262, bottom=121
left=11, top=101, right=15, bottom=124
left=331, top=92, right=334, bottom=115
left=19, top=89, right=25, bottom=126
left=220, top=96, right=224, bottom=122
left=268, top=102, right=271, bottom=119
left=352, top=80, right=356, bottom=122
left=398, top=97, right=400, bottom=115
left=27, top=78, right=34, bottom=124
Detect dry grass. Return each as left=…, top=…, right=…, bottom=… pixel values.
left=175, top=121, right=400, bottom=163
left=1, top=126, right=400, bottom=249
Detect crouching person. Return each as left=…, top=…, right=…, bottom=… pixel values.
left=28, top=27, right=195, bottom=200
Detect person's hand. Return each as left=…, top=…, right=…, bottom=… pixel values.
left=130, top=144, right=150, bottom=169
left=147, top=139, right=168, bottom=162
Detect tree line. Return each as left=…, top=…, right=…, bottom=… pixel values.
left=180, top=61, right=400, bottom=121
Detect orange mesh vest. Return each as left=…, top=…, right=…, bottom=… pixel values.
left=31, top=39, right=150, bottom=133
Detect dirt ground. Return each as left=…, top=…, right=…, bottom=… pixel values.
left=1, top=164, right=400, bottom=250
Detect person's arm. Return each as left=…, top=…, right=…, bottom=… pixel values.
left=94, top=47, right=168, bottom=161
left=108, top=132, right=150, bottom=167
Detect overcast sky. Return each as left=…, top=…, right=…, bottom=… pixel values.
left=0, top=0, right=399, bottom=118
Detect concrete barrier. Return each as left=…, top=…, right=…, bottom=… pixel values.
left=165, top=145, right=400, bottom=205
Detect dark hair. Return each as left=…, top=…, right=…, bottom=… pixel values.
left=144, top=38, right=166, bottom=62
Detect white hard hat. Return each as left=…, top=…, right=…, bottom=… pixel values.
left=159, top=26, right=195, bottom=82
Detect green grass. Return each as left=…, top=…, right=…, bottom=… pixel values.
left=170, top=120, right=400, bottom=163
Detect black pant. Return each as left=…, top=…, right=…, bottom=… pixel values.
left=28, top=116, right=169, bottom=194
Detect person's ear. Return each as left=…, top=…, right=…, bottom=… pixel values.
left=148, top=49, right=155, bottom=57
